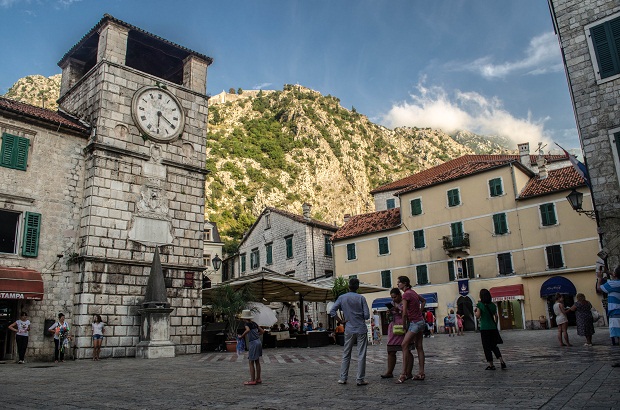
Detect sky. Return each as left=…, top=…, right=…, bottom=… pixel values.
left=0, top=0, right=581, bottom=151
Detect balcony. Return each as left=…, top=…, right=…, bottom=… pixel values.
left=442, top=233, right=470, bottom=255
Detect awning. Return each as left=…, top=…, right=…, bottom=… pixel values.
left=420, top=292, right=438, bottom=308
left=490, top=284, right=524, bottom=302
left=372, top=297, right=392, bottom=310
left=0, top=267, right=44, bottom=300
left=540, top=276, right=576, bottom=297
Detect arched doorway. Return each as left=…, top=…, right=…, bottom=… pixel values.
left=457, top=296, right=475, bottom=331
left=540, top=276, right=577, bottom=327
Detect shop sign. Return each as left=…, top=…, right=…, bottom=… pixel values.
left=0, top=292, right=25, bottom=299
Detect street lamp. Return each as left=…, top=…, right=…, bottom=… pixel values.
left=202, top=254, right=222, bottom=289
left=566, top=189, right=596, bottom=220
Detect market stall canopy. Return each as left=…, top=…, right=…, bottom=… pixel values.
left=0, top=267, right=44, bottom=300
left=204, top=270, right=386, bottom=303
left=490, top=284, right=524, bottom=302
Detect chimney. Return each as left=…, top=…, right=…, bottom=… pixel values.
left=343, top=214, right=351, bottom=223
left=518, top=142, right=531, bottom=168
left=538, top=163, right=548, bottom=179
left=302, top=203, right=312, bottom=220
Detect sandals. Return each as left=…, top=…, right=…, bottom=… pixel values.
left=500, top=362, right=507, bottom=370
left=256, top=379, right=262, bottom=384
left=485, top=365, right=496, bottom=370
left=395, top=375, right=408, bottom=384
left=380, top=374, right=394, bottom=379
left=243, top=381, right=257, bottom=385
left=412, top=374, right=425, bottom=381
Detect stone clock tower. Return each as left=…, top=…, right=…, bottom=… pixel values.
left=56, top=15, right=212, bottom=358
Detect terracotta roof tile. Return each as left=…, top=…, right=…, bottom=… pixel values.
left=332, top=208, right=401, bottom=241
left=518, top=166, right=586, bottom=199
left=0, top=96, right=89, bottom=135
left=371, top=154, right=565, bottom=195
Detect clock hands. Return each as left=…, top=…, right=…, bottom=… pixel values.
left=159, top=113, right=175, bottom=129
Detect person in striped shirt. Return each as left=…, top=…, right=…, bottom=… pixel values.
left=597, top=264, right=620, bottom=367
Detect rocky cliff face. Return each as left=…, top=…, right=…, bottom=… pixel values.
left=3, top=77, right=511, bottom=249
left=4, top=74, right=61, bottom=110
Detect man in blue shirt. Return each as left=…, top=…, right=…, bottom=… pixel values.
left=329, top=278, right=370, bottom=386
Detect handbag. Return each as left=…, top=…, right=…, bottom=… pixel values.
left=591, top=307, right=601, bottom=321
left=393, top=325, right=405, bottom=335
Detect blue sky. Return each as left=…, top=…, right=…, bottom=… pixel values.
left=0, top=0, right=580, bottom=150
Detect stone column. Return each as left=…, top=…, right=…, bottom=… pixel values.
left=182, top=55, right=208, bottom=94
left=97, top=20, right=129, bottom=65
left=59, top=57, right=87, bottom=97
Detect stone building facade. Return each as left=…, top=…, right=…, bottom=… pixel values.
left=236, top=205, right=338, bottom=325
left=549, top=0, right=620, bottom=269
left=0, top=15, right=213, bottom=360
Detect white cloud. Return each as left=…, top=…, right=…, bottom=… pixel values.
left=252, top=82, right=273, bottom=90
left=380, top=81, right=551, bottom=148
left=461, top=32, right=563, bottom=79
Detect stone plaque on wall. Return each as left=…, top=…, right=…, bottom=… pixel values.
left=128, top=216, right=173, bottom=245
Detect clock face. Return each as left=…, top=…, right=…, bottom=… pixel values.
left=131, top=86, right=185, bottom=143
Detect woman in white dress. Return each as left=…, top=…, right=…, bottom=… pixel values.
left=553, top=293, right=572, bottom=347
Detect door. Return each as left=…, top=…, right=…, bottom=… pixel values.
left=451, top=222, right=464, bottom=247
left=0, top=301, right=16, bottom=360
left=457, top=296, right=475, bottom=331
left=498, top=301, right=513, bottom=330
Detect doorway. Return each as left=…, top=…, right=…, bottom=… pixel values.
left=0, top=300, right=16, bottom=360
left=457, top=296, right=475, bottom=331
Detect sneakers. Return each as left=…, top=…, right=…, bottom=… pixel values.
left=337, top=379, right=347, bottom=384
left=584, top=343, right=592, bottom=346
left=17, top=360, right=23, bottom=364
left=356, top=380, right=369, bottom=386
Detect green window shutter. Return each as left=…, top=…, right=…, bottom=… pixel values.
left=498, top=253, right=512, bottom=275
left=493, top=213, right=508, bottom=235
left=546, top=245, right=564, bottom=269
left=451, top=222, right=463, bottom=246
left=324, top=236, right=332, bottom=256
left=241, top=254, right=246, bottom=272
left=411, top=198, right=422, bottom=216
left=489, top=178, right=503, bottom=197
left=22, top=212, right=41, bottom=257
left=381, top=270, right=392, bottom=288
left=614, top=132, right=620, bottom=159
left=591, top=20, right=620, bottom=79
left=1, top=133, right=30, bottom=171
left=378, top=237, right=389, bottom=255
left=448, top=261, right=455, bottom=281
left=416, top=265, right=428, bottom=285
left=467, top=258, right=475, bottom=279
left=413, top=230, right=425, bottom=249
left=266, top=244, right=273, bottom=265
left=540, top=203, right=557, bottom=226
left=286, top=237, right=293, bottom=258
left=386, top=199, right=395, bottom=209
left=447, top=189, right=460, bottom=207
left=347, top=243, right=356, bottom=260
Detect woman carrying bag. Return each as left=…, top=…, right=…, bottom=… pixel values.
left=475, top=288, right=506, bottom=370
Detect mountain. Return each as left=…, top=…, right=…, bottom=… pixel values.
left=3, top=77, right=512, bottom=251
left=4, top=74, right=61, bottom=110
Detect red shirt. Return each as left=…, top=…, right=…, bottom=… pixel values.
left=402, top=288, right=424, bottom=322
left=425, top=311, right=434, bottom=323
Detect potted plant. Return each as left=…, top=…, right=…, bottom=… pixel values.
left=210, top=284, right=254, bottom=352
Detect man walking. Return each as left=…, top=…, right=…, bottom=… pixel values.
left=329, top=278, right=370, bottom=386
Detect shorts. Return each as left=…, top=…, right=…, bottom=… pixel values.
left=408, top=320, right=426, bottom=334
left=93, top=334, right=104, bottom=340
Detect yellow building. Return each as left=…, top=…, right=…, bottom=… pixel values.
left=333, top=146, right=601, bottom=330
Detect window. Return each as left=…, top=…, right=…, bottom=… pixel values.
left=250, top=248, right=259, bottom=270
left=203, top=254, right=211, bottom=267
left=413, top=229, right=425, bottom=249
left=386, top=198, right=396, bottom=210
left=447, top=188, right=460, bottom=207
left=285, top=236, right=293, bottom=259
left=0, top=133, right=30, bottom=171
left=325, top=270, right=333, bottom=278
left=266, top=243, right=273, bottom=265
left=451, top=222, right=464, bottom=247
left=378, top=237, right=389, bottom=255
left=497, top=253, right=513, bottom=275
left=546, top=245, right=564, bottom=269
left=588, top=15, right=620, bottom=80
left=0, top=211, right=40, bottom=257
left=416, top=265, right=429, bottom=285
left=324, top=235, right=332, bottom=257
left=540, top=203, right=557, bottom=226
left=448, top=261, right=456, bottom=281
left=204, top=229, right=211, bottom=241
left=240, top=253, right=246, bottom=273
left=492, top=213, right=508, bottom=235
left=346, top=243, right=357, bottom=260
left=265, top=213, right=271, bottom=229
left=410, top=198, right=422, bottom=216
left=381, top=270, right=392, bottom=288
left=453, top=258, right=474, bottom=279
left=489, top=178, right=503, bottom=197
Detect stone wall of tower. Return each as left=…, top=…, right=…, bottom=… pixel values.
left=550, top=0, right=620, bottom=268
